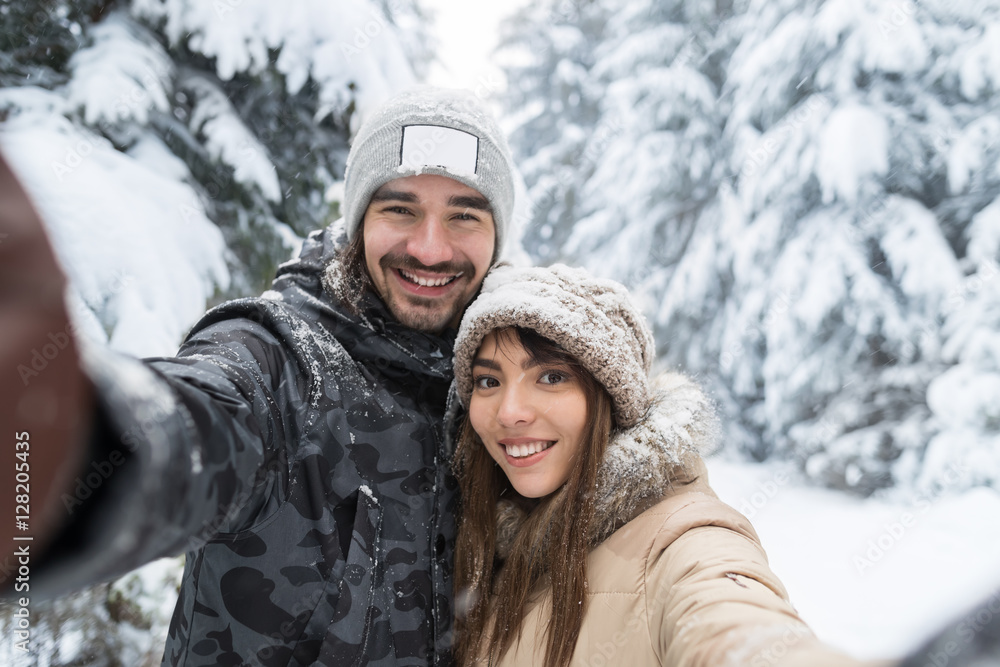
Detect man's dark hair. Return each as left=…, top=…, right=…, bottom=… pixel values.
left=336, top=229, right=372, bottom=316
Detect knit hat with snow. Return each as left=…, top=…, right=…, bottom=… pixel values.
left=343, top=86, right=516, bottom=256
left=453, top=264, right=656, bottom=428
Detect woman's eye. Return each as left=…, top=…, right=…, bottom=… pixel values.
left=539, top=371, right=568, bottom=385
left=473, top=375, right=499, bottom=390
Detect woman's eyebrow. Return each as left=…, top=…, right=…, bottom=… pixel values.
left=472, top=358, right=501, bottom=371
left=471, top=353, right=546, bottom=372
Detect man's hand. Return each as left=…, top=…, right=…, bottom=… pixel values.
left=0, top=152, right=92, bottom=590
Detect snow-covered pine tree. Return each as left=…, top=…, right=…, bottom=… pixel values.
left=0, top=0, right=431, bottom=663
left=498, top=0, right=747, bottom=447
left=559, top=0, right=735, bottom=288
left=700, top=0, right=1000, bottom=494
left=503, top=0, right=1000, bottom=495
left=498, top=0, right=612, bottom=263
left=919, top=1, right=1000, bottom=492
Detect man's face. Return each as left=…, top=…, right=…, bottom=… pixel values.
left=362, top=174, right=496, bottom=332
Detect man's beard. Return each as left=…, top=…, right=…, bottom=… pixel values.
left=375, top=252, right=476, bottom=332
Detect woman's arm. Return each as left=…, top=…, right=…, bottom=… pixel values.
left=646, top=498, right=895, bottom=667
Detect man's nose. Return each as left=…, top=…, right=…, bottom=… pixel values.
left=406, top=216, right=454, bottom=267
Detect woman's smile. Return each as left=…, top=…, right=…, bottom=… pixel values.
left=500, top=438, right=556, bottom=465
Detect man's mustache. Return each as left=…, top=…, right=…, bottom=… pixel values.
left=379, top=252, right=474, bottom=278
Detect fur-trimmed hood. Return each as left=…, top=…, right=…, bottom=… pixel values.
left=496, top=371, right=719, bottom=555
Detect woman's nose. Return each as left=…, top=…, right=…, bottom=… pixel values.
left=495, top=383, right=534, bottom=427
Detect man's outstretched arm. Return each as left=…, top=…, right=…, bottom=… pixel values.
left=0, top=152, right=293, bottom=596
left=0, top=153, right=93, bottom=585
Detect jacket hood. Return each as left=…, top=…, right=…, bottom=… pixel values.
left=590, top=371, right=719, bottom=543
left=496, top=372, right=719, bottom=555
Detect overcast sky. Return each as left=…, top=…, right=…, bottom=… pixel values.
left=421, top=0, right=529, bottom=105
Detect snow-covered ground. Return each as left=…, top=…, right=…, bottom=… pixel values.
left=707, top=456, right=1000, bottom=662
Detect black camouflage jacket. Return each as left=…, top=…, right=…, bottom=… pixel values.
left=42, top=226, right=459, bottom=666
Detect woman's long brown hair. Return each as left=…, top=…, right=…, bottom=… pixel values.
left=453, top=327, right=614, bottom=667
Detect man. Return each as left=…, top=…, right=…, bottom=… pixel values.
left=0, top=86, right=515, bottom=666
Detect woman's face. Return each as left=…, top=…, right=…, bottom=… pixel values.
left=469, top=331, right=588, bottom=498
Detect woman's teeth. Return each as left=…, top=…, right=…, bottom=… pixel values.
left=504, top=441, right=554, bottom=458
left=399, top=269, right=460, bottom=287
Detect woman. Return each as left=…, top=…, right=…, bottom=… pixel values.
left=450, top=264, right=890, bottom=667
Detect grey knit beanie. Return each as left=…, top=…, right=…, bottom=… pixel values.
left=453, top=264, right=656, bottom=428
left=343, top=86, right=516, bottom=255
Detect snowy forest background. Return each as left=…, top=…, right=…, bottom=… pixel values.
left=1, top=0, right=1000, bottom=664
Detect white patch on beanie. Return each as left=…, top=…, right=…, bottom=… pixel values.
left=400, top=125, right=479, bottom=175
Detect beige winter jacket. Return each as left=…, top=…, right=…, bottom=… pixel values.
left=487, top=463, right=893, bottom=666
left=476, top=375, right=894, bottom=667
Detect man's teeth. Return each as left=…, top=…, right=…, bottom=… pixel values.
left=400, top=269, right=460, bottom=287
left=504, top=441, right=554, bottom=458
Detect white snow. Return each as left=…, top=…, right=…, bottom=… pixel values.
left=185, top=74, right=282, bottom=201
left=814, top=0, right=930, bottom=77
left=947, top=115, right=1000, bottom=195
left=880, top=197, right=963, bottom=303
left=0, top=113, right=229, bottom=357
left=359, top=484, right=378, bottom=504
left=966, top=200, right=1000, bottom=265
left=817, top=104, right=889, bottom=204
left=707, top=456, right=1000, bottom=661
left=130, top=0, right=419, bottom=126
left=956, top=21, right=1000, bottom=101
left=65, top=11, right=173, bottom=127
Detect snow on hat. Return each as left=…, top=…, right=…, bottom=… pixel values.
left=453, top=264, right=656, bottom=428
left=343, top=86, right=516, bottom=256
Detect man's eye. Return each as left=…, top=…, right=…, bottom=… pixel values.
left=454, top=212, right=480, bottom=221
